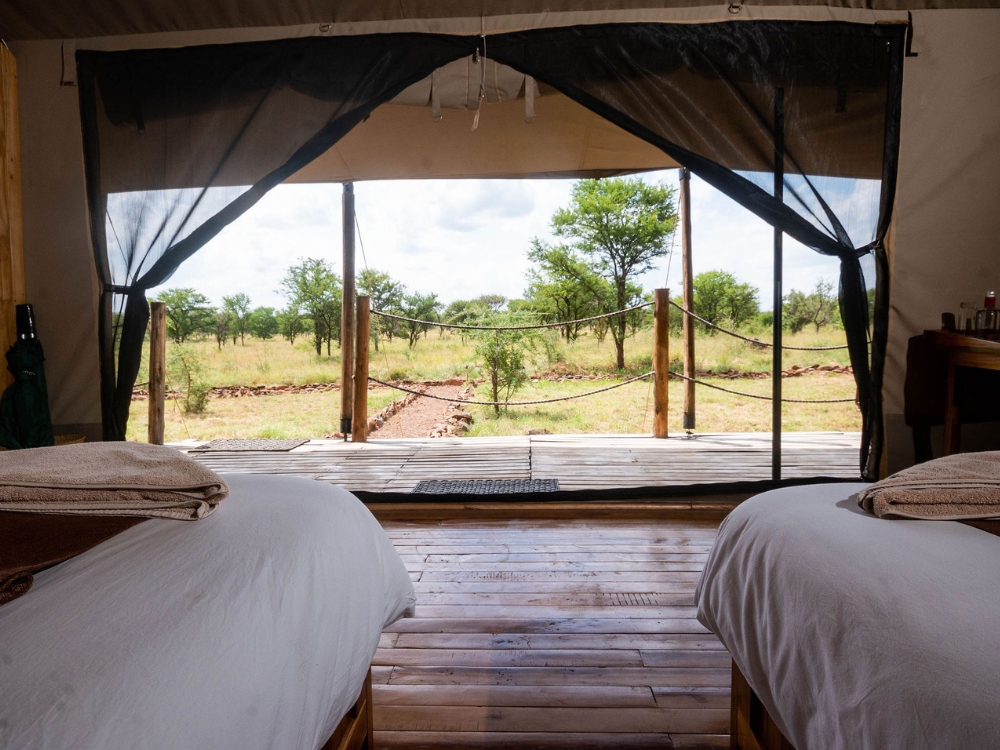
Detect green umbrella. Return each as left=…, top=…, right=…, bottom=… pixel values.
left=0, top=313, right=55, bottom=450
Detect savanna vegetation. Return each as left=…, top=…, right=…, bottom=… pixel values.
left=130, top=177, right=860, bottom=442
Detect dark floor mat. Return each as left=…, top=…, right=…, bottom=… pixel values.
left=412, top=479, right=560, bottom=494
left=190, top=438, right=309, bottom=452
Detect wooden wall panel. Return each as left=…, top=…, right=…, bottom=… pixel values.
left=0, top=44, right=26, bottom=392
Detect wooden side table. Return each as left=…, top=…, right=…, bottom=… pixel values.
left=924, top=330, right=1000, bottom=455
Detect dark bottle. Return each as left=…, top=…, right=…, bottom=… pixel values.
left=15, top=304, right=37, bottom=340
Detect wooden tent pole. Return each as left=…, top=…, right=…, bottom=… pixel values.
left=352, top=296, right=370, bottom=443
left=772, top=89, right=785, bottom=481
left=0, top=44, right=25, bottom=394
left=679, top=168, right=695, bottom=432
left=148, top=301, right=166, bottom=445
left=653, top=288, right=670, bottom=438
left=340, top=182, right=355, bottom=438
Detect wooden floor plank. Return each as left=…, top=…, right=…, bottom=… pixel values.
left=371, top=516, right=730, bottom=747
left=187, top=431, right=861, bottom=491
left=375, top=730, right=728, bottom=749
left=374, top=705, right=729, bottom=733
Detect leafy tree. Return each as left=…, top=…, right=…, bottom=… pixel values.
left=213, top=309, right=233, bottom=349
left=784, top=280, right=838, bottom=333
left=400, top=292, right=441, bottom=348
left=277, top=306, right=305, bottom=345
left=552, top=177, right=676, bottom=369
left=222, top=293, right=252, bottom=345
left=525, top=241, right=608, bottom=342
left=278, top=258, right=342, bottom=356
left=154, top=288, right=213, bottom=343
left=472, top=311, right=548, bottom=417
left=248, top=306, right=278, bottom=340
left=358, top=268, right=405, bottom=350
left=692, top=270, right=760, bottom=333
left=473, top=294, right=507, bottom=313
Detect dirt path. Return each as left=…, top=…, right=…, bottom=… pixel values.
left=371, top=385, right=464, bottom=439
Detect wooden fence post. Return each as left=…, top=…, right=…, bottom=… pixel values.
left=653, top=288, right=670, bottom=439
left=352, top=296, right=370, bottom=443
left=148, top=301, right=166, bottom=445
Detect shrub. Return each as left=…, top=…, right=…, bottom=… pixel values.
left=168, top=345, right=212, bottom=414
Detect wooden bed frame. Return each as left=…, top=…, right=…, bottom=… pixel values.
left=730, top=660, right=795, bottom=750
left=321, top=669, right=374, bottom=750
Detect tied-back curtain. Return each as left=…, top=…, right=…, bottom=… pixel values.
left=77, top=34, right=475, bottom=441
left=487, top=22, right=903, bottom=479
left=78, top=23, right=902, bottom=478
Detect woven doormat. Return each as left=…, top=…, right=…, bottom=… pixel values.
left=190, top=438, right=309, bottom=452
left=412, top=479, right=560, bottom=495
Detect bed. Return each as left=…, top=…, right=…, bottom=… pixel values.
left=696, top=482, right=1000, bottom=750
left=0, top=473, right=415, bottom=750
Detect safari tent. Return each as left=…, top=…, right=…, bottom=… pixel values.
left=1, top=1, right=997, bottom=478
left=2, top=3, right=1000, bottom=749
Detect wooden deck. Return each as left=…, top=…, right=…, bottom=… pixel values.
left=374, top=517, right=729, bottom=748
left=181, top=432, right=861, bottom=493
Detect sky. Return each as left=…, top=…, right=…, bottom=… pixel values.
left=150, top=170, right=842, bottom=312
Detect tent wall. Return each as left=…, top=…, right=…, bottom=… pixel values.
left=7, top=39, right=103, bottom=440
left=6, top=8, right=999, bottom=458
left=883, top=8, right=1000, bottom=472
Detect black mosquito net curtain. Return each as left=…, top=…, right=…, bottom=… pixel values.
left=77, top=21, right=904, bottom=478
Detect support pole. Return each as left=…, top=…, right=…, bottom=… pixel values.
left=340, top=182, right=355, bottom=438
left=148, top=301, right=166, bottom=445
left=679, top=168, right=695, bottom=433
left=772, top=89, right=785, bottom=482
left=653, top=288, right=670, bottom=439
left=352, top=296, right=370, bottom=443
left=0, top=44, right=26, bottom=394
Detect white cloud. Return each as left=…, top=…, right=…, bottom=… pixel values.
left=152, top=172, right=844, bottom=311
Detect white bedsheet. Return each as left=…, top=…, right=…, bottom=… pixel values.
left=696, top=483, right=1000, bottom=750
left=0, top=473, right=415, bottom=750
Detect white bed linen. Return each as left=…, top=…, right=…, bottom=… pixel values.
left=0, top=473, right=415, bottom=750
left=696, top=483, right=1000, bottom=750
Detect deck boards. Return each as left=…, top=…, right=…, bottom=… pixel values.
left=182, top=431, right=860, bottom=492
left=374, top=518, right=729, bottom=749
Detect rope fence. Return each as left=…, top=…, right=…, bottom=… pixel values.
left=667, top=372, right=857, bottom=403
left=371, top=302, right=652, bottom=331
left=666, top=300, right=852, bottom=351
left=368, top=373, right=653, bottom=406
left=368, top=372, right=857, bottom=406
left=372, top=301, right=854, bottom=351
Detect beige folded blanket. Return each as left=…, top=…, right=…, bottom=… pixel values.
left=858, top=451, right=1000, bottom=520
left=0, top=442, right=228, bottom=520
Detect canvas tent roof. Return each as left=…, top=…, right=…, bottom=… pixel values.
left=0, top=0, right=996, bottom=40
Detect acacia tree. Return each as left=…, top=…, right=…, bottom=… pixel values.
left=552, top=178, right=677, bottom=369
left=525, top=241, right=607, bottom=342
left=277, top=305, right=305, bottom=345
left=400, top=292, right=441, bottom=348
left=222, top=293, right=252, bottom=345
left=154, top=288, right=213, bottom=343
left=358, top=268, right=405, bottom=351
left=249, top=306, right=278, bottom=339
left=278, top=258, right=342, bottom=356
left=692, top=270, right=760, bottom=333
left=213, top=309, right=232, bottom=349
left=784, top=280, right=838, bottom=333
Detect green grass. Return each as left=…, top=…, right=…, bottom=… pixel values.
left=465, top=372, right=859, bottom=437
left=126, top=388, right=399, bottom=443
